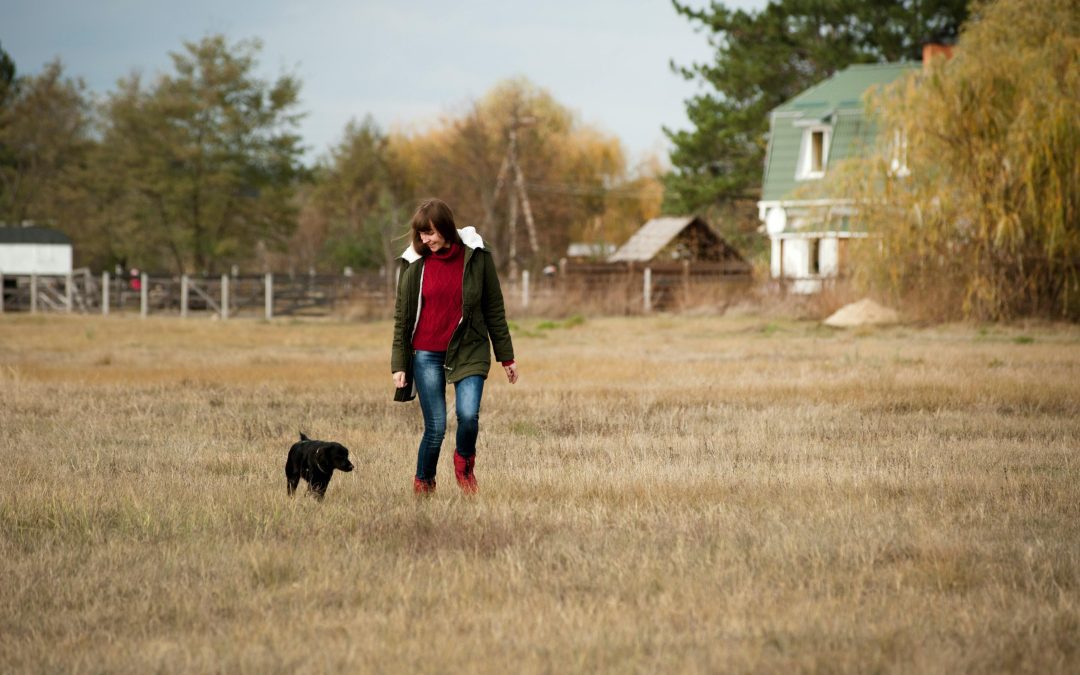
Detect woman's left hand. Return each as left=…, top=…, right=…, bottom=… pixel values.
left=504, top=362, right=518, bottom=384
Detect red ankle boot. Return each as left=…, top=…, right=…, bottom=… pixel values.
left=413, top=477, right=436, bottom=495
left=453, top=450, right=478, bottom=495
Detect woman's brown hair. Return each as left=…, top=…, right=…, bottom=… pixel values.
left=410, top=198, right=461, bottom=256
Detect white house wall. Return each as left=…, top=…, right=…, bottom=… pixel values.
left=819, top=237, right=838, bottom=276
left=783, top=238, right=809, bottom=278
left=0, top=243, right=73, bottom=275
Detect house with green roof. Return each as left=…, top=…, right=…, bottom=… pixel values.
left=757, top=62, right=918, bottom=293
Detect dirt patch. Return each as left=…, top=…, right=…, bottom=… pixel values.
left=824, top=298, right=900, bottom=327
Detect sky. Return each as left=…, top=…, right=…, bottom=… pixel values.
left=5, top=0, right=769, bottom=166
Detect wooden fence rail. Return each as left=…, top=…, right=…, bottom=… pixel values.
left=0, top=270, right=393, bottom=318
left=501, top=260, right=753, bottom=314
left=1, top=260, right=753, bottom=318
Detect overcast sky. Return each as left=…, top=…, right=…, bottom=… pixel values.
left=5, top=0, right=768, bottom=166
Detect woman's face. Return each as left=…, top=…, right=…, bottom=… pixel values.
left=420, top=224, right=445, bottom=252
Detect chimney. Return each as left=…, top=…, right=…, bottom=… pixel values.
left=922, top=43, right=954, bottom=71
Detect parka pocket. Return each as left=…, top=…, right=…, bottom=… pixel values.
left=469, top=313, right=488, bottom=340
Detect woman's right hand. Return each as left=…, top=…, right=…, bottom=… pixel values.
left=393, top=371, right=406, bottom=388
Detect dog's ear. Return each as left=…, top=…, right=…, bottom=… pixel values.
left=299, top=432, right=310, bottom=442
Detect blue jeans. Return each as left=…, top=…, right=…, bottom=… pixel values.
left=413, top=350, right=484, bottom=482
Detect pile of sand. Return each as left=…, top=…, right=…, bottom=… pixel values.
left=823, top=299, right=900, bottom=327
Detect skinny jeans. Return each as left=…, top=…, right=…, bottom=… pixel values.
left=413, top=350, right=484, bottom=482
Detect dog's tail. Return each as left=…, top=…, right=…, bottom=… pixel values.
left=299, top=431, right=310, bottom=442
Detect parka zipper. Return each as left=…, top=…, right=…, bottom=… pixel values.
left=410, top=263, right=425, bottom=343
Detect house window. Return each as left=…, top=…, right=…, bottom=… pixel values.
left=797, top=126, right=831, bottom=180
left=810, top=132, right=825, bottom=172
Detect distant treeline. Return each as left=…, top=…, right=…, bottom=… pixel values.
left=3, top=0, right=1076, bottom=320
left=0, top=35, right=661, bottom=277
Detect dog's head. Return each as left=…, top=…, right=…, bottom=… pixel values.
left=317, top=442, right=354, bottom=472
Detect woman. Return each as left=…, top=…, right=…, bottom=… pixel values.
left=392, top=198, right=517, bottom=495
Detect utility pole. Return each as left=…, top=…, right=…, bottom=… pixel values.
left=483, top=109, right=539, bottom=279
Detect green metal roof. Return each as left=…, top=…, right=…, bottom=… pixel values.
left=773, top=62, right=918, bottom=115
left=761, top=63, right=918, bottom=202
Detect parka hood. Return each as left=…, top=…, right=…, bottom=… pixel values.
left=401, top=226, right=484, bottom=263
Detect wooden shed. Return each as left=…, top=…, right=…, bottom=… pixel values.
left=608, top=216, right=747, bottom=266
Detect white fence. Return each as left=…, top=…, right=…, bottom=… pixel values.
left=0, top=270, right=390, bottom=319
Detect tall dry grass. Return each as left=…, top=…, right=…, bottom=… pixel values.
left=1, top=314, right=1078, bottom=673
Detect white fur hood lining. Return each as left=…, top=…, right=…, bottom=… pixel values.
left=400, top=226, right=484, bottom=263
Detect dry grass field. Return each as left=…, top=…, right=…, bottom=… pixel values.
left=1, top=313, right=1078, bottom=673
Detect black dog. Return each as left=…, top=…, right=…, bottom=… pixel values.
left=286, top=432, right=354, bottom=500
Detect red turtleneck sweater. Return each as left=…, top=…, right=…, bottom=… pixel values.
left=412, top=243, right=465, bottom=352
left=411, top=242, right=515, bottom=367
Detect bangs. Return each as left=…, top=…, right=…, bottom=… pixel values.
left=409, top=198, right=461, bottom=256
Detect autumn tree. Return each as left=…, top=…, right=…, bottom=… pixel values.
left=98, top=35, right=305, bottom=274
left=844, top=0, right=1080, bottom=320
left=395, top=78, right=660, bottom=272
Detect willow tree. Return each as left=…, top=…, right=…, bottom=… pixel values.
left=847, top=0, right=1079, bottom=320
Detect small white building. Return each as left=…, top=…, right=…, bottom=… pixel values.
left=0, top=226, right=73, bottom=275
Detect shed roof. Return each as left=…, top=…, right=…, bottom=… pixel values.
left=609, top=216, right=701, bottom=262
left=0, top=226, right=72, bottom=245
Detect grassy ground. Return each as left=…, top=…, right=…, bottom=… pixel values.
left=1, top=314, right=1078, bottom=673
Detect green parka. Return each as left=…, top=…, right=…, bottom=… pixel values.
left=391, top=227, right=514, bottom=391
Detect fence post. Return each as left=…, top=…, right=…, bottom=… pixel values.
left=30, top=274, right=37, bottom=313
left=682, top=259, right=691, bottom=306
left=521, top=270, right=530, bottom=310
left=180, top=275, right=189, bottom=318
left=265, top=273, right=273, bottom=320
left=643, top=267, right=652, bottom=314
left=0, top=272, right=4, bottom=314
left=221, top=274, right=229, bottom=320
left=65, top=273, right=73, bottom=313
left=101, top=272, right=109, bottom=315
left=140, top=273, right=148, bottom=318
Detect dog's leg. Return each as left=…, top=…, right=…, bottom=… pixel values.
left=285, top=449, right=298, bottom=496
left=286, top=453, right=300, bottom=496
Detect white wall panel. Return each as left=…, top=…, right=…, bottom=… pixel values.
left=0, top=244, right=73, bottom=274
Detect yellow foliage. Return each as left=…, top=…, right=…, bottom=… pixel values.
left=841, top=0, right=1080, bottom=320
left=389, top=78, right=660, bottom=267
